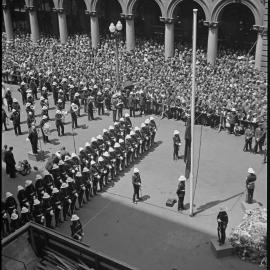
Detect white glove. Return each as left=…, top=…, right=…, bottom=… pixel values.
left=50, top=210, right=54, bottom=216
left=82, top=187, right=86, bottom=191
left=41, top=216, right=45, bottom=221
left=68, top=199, right=72, bottom=204
left=58, top=205, right=62, bottom=210
left=75, top=193, right=78, bottom=197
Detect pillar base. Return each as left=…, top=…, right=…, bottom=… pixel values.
left=210, top=239, right=234, bottom=258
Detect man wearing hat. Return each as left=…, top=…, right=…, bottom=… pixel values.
left=73, top=92, right=81, bottom=117
left=25, top=180, right=36, bottom=210
left=10, top=212, right=20, bottom=233
left=33, top=199, right=45, bottom=225
left=35, top=174, right=45, bottom=201
left=173, top=130, right=181, bottom=160
left=217, top=207, right=228, bottom=245
left=124, top=113, right=132, bottom=134
left=2, top=200, right=10, bottom=237
left=18, top=81, right=27, bottom=105
left=5, top=192, right=18, bottom=217
left=17, top=185, right=30, bottom=210
left=10, top=108, right=22, bottom=136
left=70, top=103, right=79, bottom=129
left=27, top=124, right=39, bottom=154
left=52, top=81, right=59, bottom=105
left=19, top=207, right=32, bottom=227
left=176, top=176, right=186, bottom=211
left=132, top=168, right=142, bottom=204
left=67, top=177, right=79, bottom=214
left=4, top=146, right=17, bottom=178
left=40, top=115, right=50, bottom=143
left=75, top=171, right=86, bottom=208
left=60, top=182, right=71, bottom=221
left=90, top=160, right=99, bottom=195
left=42, top=192, right=54, bottom=228
left=97, top=91, right=105, bottom=115
left=246, top=168, right=256, bottom=204
left=111, top=94, right=118, bottom=122
left=82, top=167, right=92, bottom=200
left=55, top=110, right=65, bottom=137
left=70, top=214, right=84, bottom=241
left=128, top=92, right=136, bottom=117
left=51, top=187, right=63, bottom=227
left=43, top=171, right=55, bottom=195
left=243, top=125, right=253, bottom=152
left=253, top=125, right=265, bottom=154
left=87, top=94, right=95, bottom=121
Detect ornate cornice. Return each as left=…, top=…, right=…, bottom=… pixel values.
left=159, top=17, right=176, bottom=24
left=203, top=21, right=219, bottom=29
left=120, top=14, right=134, bottom=20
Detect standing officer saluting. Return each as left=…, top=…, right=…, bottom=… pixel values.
left=245, top=168, right=256, bottom=204
left=176, top=175, right=186, bottom=211
left=217, top=207, right=228, bottom=246
left=70, top=214, right=84, bottom=241
left=132, top=168, right=142, bottom=204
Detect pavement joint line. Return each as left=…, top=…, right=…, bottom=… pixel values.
left=82, top=201, right=112, bottom=228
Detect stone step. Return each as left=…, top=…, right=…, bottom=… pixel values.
left=210, top=238, right=234, bottom=258
left=241, top=201, right=262, bottom=213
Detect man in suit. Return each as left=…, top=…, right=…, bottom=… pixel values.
left=27, top=125, right=39, bottom=154
left=217, top=207, right=228, bottom=245
left=5, top=147, right=16, bottom=178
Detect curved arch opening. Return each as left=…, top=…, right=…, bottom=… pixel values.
left=96, top=0, right=123, bottom=36
left=133, top=0, right=163, bottom=40
left=173, top=0, right=207, bottom=48
left=217, top=3, right=257, bottom=53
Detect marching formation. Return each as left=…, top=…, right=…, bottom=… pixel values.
left=1, top=115, right=157, bottom=239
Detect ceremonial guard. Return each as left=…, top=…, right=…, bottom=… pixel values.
left=217, top=207, right=228, bottom=245
left=130, top=131, right=138, bottom=160
left=25, top=180, right=36, bottom=211
left=43, top=170, right=55, bottom=195
left=124, top=113, right=132, bottom=134
left=19, top=207, right=32, bottom=227
left=134, top=126, right=143, bottom=156
left=10, top=108, right=22, bottom=136
left=119, top=138, right=127, bottom=168
left=82, top=167, right=92, bottom=201
left=103, top=152, right=112, bottom=183
left=70, top=214, right=84, bottom=241
left=51, top=187, right=63, bottom=227
left=67, top=177, right=79, bottom=214
left=35, top=174, right=45, bottom=201
left=144, top=119, right=151, bottom=150
left=246, top=168, right=256, bottom=204
left=73, top=92, right=81, bottom=117
left=40, top=115, right=50, bottom=143
left=132, top=168, right=142, bottom=204
left=55, top=110, right=65, bottom=136
left=42, top=192, right=54, bottom=228
left=97, top=156, right=106, bottom=190
left=52, top=81, right=58, bottom=105
left=111, top=94, right=118, bottom=122
left=1, top=200, right=10, bottom=238
left=243, top=125, right=253, bottom=152
left=128, top=92, right=136, bottom=117
left=60, top=182, right=71, bottom=221
left=109, top=147, right=117, bottom=181
left=33, top=199, right=45, bottom=225
left=117, top=93, right=124, bottom=119
left=75, top=172, right=86, bottom=208
left=114, top=142, right=123, bottom=174
left=97, top=91, right=104, bottom=115
left=253, top=125, right=264, bottom=154
left=5, top=192, right=18, bottom=216
left=87, top=95, right=94, bottom=121
left=140, top=123, right=147, bottom=154
left=18, top=81, right=27, bottom=105
left=27, top=124, right=39, bottom=154
left=173, top=130, right=181, bottom=160
left=176, top=176, right=186, bottom=211
left=70, top=103, right=79, bottom=129
left=26, top=112, right=36, bottom=130
left=10, top=212, right=20, bottom=233
left=41, top=106, right=49, bottom=120
left=17, top=185, right=30, bottom=209
left=90, top=160, right=99, bottom=195
left=149, top=116, right=157, bottom=143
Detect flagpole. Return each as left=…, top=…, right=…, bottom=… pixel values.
left=190, top=9, right=197, bottom=217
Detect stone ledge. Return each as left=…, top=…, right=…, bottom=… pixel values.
left=210, top=238, right=234, bottom=258
left=241, top=201, right=262, bottom=213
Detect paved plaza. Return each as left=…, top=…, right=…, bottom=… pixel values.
left=2, top=84, right=266, bottom=270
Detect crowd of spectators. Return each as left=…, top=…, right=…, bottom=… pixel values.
left=2, top=31, right=267, bottom=146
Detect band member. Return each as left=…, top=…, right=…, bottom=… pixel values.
left=42, top=192, right=54, bottom=228
left=60, top=182, right=71, bottom=221
left=51, top=187, right=63, bottom=227
left=40, top=115, right=50, bottom=143
left=114, top=142, right=123, bottom=174
left=217, top=207, right=228, bottom=245
left=43, top=170, right=55, bottom=195
left=27, top=124, right=39, bottom=154
left=124, top=113, right=132, bottom=134
left=132, top=168, right=142, bottom=204
left=176, top=175, right=186, bottom=211
left=82, top=167, right=91, bottom=201
left=70, top=103, right=79, bottom=129
left=5, top=192, right=18, bottom=217
left=90, top=160, right=99, bottom=195
left=25, top=180, right=36, bottom=211
left=17, top=185, right=30, bottom=209
left=33, top=199, right=45, bottom=225
left=149, top=116, right=157, bottom=144
left=35, top=174, right=45, bottom=201
left=75, top=172, right=86, bottom=208
left=173, top=130, right=181, bottom=160
left=73, top=93, right=81, bottom=117
left=70, top=214, right=84, bottom=241
left=19, top=207, right=32, bottom=227
left=55, top=110, right=65, bottom=136
left=67, top=177, right=79, bottom=215
left=97, top=91, right=104, bottom=115
left=10, top=109, right=22, bottom=136
left=10, top=212, right=20, bottom=233
left=246, top=168, right=256, bottom=204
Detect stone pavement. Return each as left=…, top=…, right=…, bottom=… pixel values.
left=2, top=84, right=266, bottom=270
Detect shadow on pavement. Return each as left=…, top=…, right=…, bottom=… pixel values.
left=94, top=117, right=102, bottom=121
left=140, top=195, right=150, bottom=201
left=80, top=124, right=89, bottom=129
left=21, top=131, right=29, bottom=135
left=49, top=138, right=60, bottom=146
left=64, top=132, right=78, bottom=136
left=194, top=191, right=244, bottom=215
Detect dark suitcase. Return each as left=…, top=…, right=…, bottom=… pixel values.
left=166, top=198, right=177, bottom=207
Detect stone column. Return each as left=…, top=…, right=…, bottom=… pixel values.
left=253, top=26, right=265, bottom=70
left=27, top=7, right=40, bottom=42
left=2, top=5, right=13, bottom=42
left=87, top=11, right=99, bottom=49
left=124, top=14, right=135, bottom=51
left=57, top=10, right=68, bottom=44
left=206, top=22, right=219, bottom=65
left=161, top=18, right=175, bottom=59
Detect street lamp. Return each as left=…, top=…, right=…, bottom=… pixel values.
left=109, top=20, right=122, bottom=90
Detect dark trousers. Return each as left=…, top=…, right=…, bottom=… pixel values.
left=72, top=117, right=78, bottom=129
left=2, top=120, right=8, bottom=130
left=98, top=104, right=104, bottom=115
left=173, top=145, right=179, bottom=160
left=54, top=208, right=61, bottom=226
left=1, top=219, right=10, bottom=238
left=218, top=224, right=226, bottom=244
left=112, top=110, right=117, bottom=122
left=88, top=110, right=94, bottom=121
left=14, top=124, right=22, bottom=135
left=178, top=195, right=184, bottom=210
left=31, top=141, right=38, bottom=154
left=246, top=188, right=254, bottom=204
left=78, top=190, right=85, bottom=207
left=133, top=185, right=140, bottom=202
left=130, top=107, right=135, bottom=117
left=63, top=202, right=70, bottom=220
left=253, top=140, right=263, bottom=153
left=45, top=213, right=52, bottom=228
left=56, top=123, right=64, bottom=136
left=70, top=197, right=77, bottom=214
left=243, top=139, right=252, bottom=151
left=118, top=108, right=123, bottom=119
left=7, top=163, right=16, bottom=177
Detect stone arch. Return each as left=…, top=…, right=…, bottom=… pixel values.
left=167, top=0, right=211, bottom=20
left=127, top=0, right=165, bottom=17
left=91, top=0, right=125, bottom=13
left=211, top=0, right=263, bottom=25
